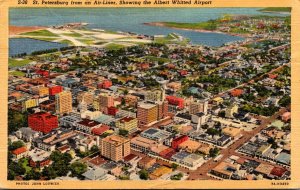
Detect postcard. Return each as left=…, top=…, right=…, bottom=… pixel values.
left=0, top=0, right=299, bottom=189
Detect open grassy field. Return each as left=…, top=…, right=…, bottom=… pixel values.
left=21, top=29, right=59, bottom=37
left=162, top=21, right=217, bottom=30
left=9, top=58, right=32, bottom=67
left=9, top=70, right=26, bottom=77
left=105, top=43, right=125, bottom=50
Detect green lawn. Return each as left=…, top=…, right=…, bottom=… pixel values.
left=20, top=158, right=32, bottom=173
left=20, top=29, right=59, bottom=37
left=63, top=32, right=83, bottom=37
left=30, top=37, right=58, bottom=42
left=60, top=39, right=74, bottom=45
left=162, top=20, right=218, bottom=30
left=105, top=43, right=125, bottom=50
left=9, top=70, right=25, bottom=77
left=143, top=56, right=170, bottom=63
left=9, top=58, right=32, bottom=67
left=77, top=38, right=95, bottom=45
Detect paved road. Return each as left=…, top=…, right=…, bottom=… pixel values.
left=187, top=107, right=288, bottom=180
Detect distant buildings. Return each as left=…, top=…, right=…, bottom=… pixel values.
left=98, top=79, right=112, bottom=89
left=166, top=96, right=185, bottom=109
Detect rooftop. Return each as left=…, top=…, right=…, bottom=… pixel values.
left=28, top=148, right=51, bottom=162
left=254, top=163, right=274, bottom=175
left=77, top=119, right=101, bottom=128
left=138, top=102, right=156, bottom=109
left=119, top=116, right=135, bottom=123
left=102, top=135, right=129, bottom=146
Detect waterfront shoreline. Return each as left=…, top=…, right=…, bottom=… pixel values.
left=144, top=22, right=250, bottom=38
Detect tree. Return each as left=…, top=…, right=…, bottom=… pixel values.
left=171, top=163, right=178, bottom=171
left=69, top=162, right=87, bottom=178
left=119, top=175, right=130, bottom=180
left=206, top=128, right=220, bottom=137
left=9, top=140, right=25, bottom=151
left=7, top=169, right=16, bottom=180
left=121, top=98, right=126, bottom=106
left=91, top=145, right=99, bottom=153
left=209, top=147, right=220, bottom=158
left=8, top=161, right=26, bottom=176
left=170, top=172, right=183, bottom=180
left=42, top=166, right=57, bottom=180
left=49, top=151, right=72, bottom=177
left=279, top=95, right=291, bottom=107
left=8, top=110, right=28, bottom=134
left=139, top=169, right=149, bottom=180
left=119, top=129, right=129, bottom=137
left=24, top=169, right=41, bottom=180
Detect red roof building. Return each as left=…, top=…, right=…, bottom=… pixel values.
left=107, top=106, right=118, bottom=116
left=179, top=70, right=188, bottom=76
left=12, top=146, right=28, bottom=160
left=268, top=74, right=278, bottom=79
left=48, top=85, right=63, bottom=96
left=28, top=112, right=58, bottom=133
left=12, top=146, right=27, bottom=155
left=98, top=79, right=112, bottom=89
left=166, top=96, right=185, bottom=109
left=36, top=70, right=49, bottom=77
left=92, top=125, right=110, bottom=136
left=138, top=63, right=150, bottom=70
left=159, top=148, right=176, bottom=159
left=230, top=89, right=244, bottom=97
left=172, top=135, right=189, bottom=149
left=270, top=167, right=287, bottom=178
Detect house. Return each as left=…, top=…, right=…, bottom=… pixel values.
left=11, top=146, right=28, bottom=160
left=15, top=127, right=40, bottom=142
left=138, top=157, right=156, bottom=170
left=82, top=168, right=108, bottom=180
left=149, top=166, right=172, bottom=180
left=281, top=112, right=291, bottom=122
left=28, top=148, right=51, bottom=168
left=212, top=97, right=223, bottom=105
left=178, top=139, right=201, bottom=153
left=222, top=126, right=242, bottom=139
left=211, top=161, right=240, bottom=179
left=254, top=163, right=274, bottom=178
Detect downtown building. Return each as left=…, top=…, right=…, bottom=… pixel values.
left=28, top=112, right=58, bottom=133
left=99, top=93, right=114, bottom=114
left=55, top=91, right=73, bottom=114
left=137, top=101, right=168, bottom=127
left=100, top=135, right=130, bottom=162
left=189, top=99, right=208, bottom=115
left=115, top=116, right=138, bottom=134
